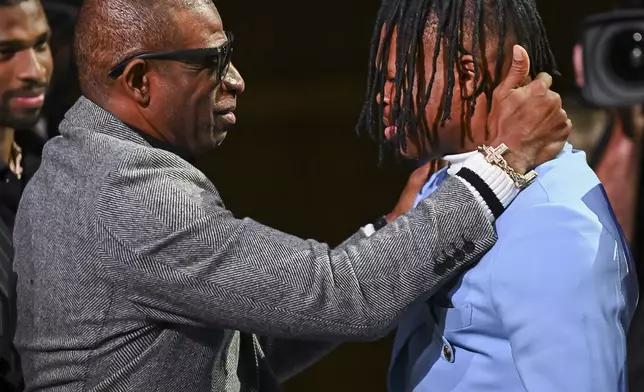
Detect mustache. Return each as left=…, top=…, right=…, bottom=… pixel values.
left=3, top=83, right=48, bottom=100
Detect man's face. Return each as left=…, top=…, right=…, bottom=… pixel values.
left=146, top=4, right=244, bottom=154
left=0, top=0, right=52, bottom=129
left=377, top=25, right=492, bottom=160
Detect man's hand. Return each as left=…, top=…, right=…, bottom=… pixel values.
left=385, top=161, right=433, bottom=222
left=487, top=45, right=572, bottom=174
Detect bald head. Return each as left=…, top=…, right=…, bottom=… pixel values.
left=73, top=0, right=243, bottom=155
left=74, top=0, right=206, bottom=102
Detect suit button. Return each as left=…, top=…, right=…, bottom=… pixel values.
left=434, top=259, right=447, bottom=274
left=462, top=236, right=475, bottom=253
left=442, top=343, right=454, bottom=363
left=453, top=248, right=465, bottom=261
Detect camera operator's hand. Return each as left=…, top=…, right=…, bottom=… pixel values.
left=487, top=45, right=571, bottom=174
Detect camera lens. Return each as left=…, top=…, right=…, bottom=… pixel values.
left=608, top=29, right=644, bottom=83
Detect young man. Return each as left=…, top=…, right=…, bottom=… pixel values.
left=0, top=0, right=52, bottom=390
left=0, top=0, right=51, bottom=229
left=356, top=0, right=639, bottom=391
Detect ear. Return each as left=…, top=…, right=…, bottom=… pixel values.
left=572, top=44, right=584, bottom=87
left=121, top=59, right=151, bottom=107
left=458, top=54, right=478, bottom=99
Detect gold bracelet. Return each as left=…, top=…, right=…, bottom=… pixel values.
left=476, top=144, right=537, bottom=190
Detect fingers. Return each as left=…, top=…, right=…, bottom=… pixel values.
left=498, top=45, right=531, bottom=93
left=524, top=72, right=553, bottom=96
left=535, top=72, right=553, bottom=89
left=539, top=106, right=572, bottom=165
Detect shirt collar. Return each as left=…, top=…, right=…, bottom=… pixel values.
left=124, top=124, right=196, bottom=165
left=442, top=150, right=478, bottom=172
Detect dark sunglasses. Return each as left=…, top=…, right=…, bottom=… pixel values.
left=107, top=31, right=234, bottom=81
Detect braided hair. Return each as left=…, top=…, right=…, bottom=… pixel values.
left=356, top=0, right=558, bottom=162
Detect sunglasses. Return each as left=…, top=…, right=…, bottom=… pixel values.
left=107, top=31, right=234, bottom=81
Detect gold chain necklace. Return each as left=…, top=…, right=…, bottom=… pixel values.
left=8, top=142, right=23, bottom=180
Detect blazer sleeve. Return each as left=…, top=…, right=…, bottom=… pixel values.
left=490, top=203, right=634, bottom=392
left=95, top=149, right=497, bottom=340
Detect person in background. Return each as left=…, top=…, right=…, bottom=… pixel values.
left=570, top=40, right=644, bottom=392
left=570, top=43, right=642, bottom=244
left=0, top=0, right=53, bottom=391
left=40, top=0, right=79, bottom=140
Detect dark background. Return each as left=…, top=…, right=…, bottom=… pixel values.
left=43, top=0, right=622, bottom=390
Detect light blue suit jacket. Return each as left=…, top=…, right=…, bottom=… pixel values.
left=389, top=144, right=639, bottom=392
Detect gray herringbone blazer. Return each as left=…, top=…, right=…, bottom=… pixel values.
left=12, top=97, right=496, bottom=391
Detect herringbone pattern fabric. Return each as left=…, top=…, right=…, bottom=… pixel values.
left=12, top=96, right=496, bottom=391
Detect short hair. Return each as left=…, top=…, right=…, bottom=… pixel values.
left=74, top=0, right=198, bottom=101
left=356, top=0, right=558, bottom=161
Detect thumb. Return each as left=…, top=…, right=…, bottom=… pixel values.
left=499, top=45, right=531, bottom=93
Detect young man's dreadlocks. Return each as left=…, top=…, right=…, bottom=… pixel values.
left=356, top=0, right=559, bottom=162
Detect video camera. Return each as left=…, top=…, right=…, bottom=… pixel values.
left=580, top=7, right=644, bottom=107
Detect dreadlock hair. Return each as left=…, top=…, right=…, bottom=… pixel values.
left=356, top=0, right=558, bottom=164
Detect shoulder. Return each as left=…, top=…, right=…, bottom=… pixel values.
left=489, top=200, right=623, bottom=302
left=96, top=141, right=224, bottom=232
left=490, top=204, right=625, bottom=306
left=497, top=148, right=611, bottom=242
left=491, top=153, right=623, bottom=277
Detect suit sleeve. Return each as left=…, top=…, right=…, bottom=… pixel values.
left=96, top=149, right=497, bottom=340
left=257, top=228, right=379, bottom=380
left=490, top=204, right=631, bottom=391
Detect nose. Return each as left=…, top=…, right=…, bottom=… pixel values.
left=376, top=79, right=393, bottom=105
left=221, top=63, right=245, bottom=94
left=376, top=92, right=391, bottom=105
left=15, top=48, right=47, bottom=83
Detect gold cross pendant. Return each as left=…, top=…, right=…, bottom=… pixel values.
left=477, top=143, right=538, bottom=189
left=479, top=144, right=509, bottom=166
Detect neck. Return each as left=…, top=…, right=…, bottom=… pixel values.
left=104, top=95, right=171, bottom=143
left=0, top=127, right=15, bottom=165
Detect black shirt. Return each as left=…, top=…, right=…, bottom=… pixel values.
left=0, top=148, right=41, bottom=230
left=128, top=125, right=196, bottom=164
left=0, top=150, right=36, bottom=392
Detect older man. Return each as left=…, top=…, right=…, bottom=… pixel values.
left=13, top=0, right=569, bottom=390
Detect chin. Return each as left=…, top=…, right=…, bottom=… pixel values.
left=398, top=139, right=423, bottom=160
left=212, top=131, right=228, bottom=146
left=6, top=113, right=41, bottom=130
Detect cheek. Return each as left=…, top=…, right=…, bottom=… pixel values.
left=0, top=70, right=14, bottom=110
left=40, top=49, right=54, bottom=79
left=188, top=78, right=216, bottom=108
left=0, top=68, right=11, bottom=96
left=422, top=84, right=444, bottom=127
left=417, top=60, right=446, bottom=122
